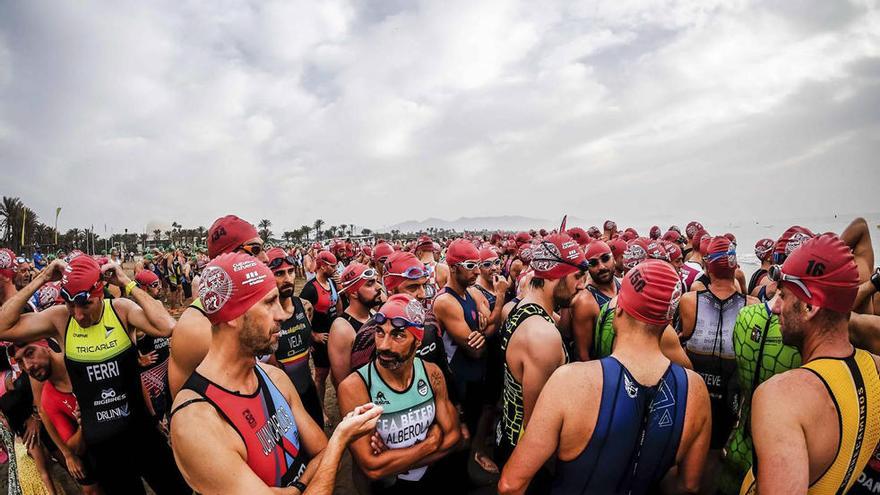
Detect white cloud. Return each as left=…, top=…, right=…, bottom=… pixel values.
left=0, top=0, right=877, bottom=235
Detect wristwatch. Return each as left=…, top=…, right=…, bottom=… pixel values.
left=871, top=267, right=880, bottom=293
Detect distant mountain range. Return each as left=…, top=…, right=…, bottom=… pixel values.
left=385, top=215, right=589, bottom=233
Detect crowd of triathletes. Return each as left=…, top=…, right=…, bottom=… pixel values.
left=1, top=215, right=880, bottom=495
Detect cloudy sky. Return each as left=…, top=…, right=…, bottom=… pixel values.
left=0, top=0, right=878, bottom=235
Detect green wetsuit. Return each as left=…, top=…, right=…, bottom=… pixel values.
left=718, top=302, right=801, bottom=494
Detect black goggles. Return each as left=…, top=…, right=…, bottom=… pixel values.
left=768, top=264, right=812, bottom=298
left=60, top=287, right=95, bottom=306
left=268, top=256, right=297, bottom=270
left=374, top=312, right=424, bottom=329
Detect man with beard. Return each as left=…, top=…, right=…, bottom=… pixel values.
left=566, top=240, right=615, bottom=362
left=169, top=214, right=268, bottom=397
left=337, top=294, right=461, bottom=494
left=170, top=252, right=383, bottom=493
left=496, top=234, right=586, bottom=467
left=13, top=339, right=101, bottom=494
left=433, top=240, right=492, bottom=435
left=264, top=248, right=323, bottom=428
left=741, top=234, right=880, bottom=494
left=415, top=236, right=446, bottom=307
left=499, top=260, right=711, bottom=495
left=328, top=263, right=383, bottom=388
left=0, top=256, right=190, bottom=494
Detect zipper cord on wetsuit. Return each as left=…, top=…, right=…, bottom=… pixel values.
left=617, top=379, right=659, bottom=495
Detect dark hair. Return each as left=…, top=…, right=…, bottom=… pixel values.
left=529, top=277, right=545, bottom=289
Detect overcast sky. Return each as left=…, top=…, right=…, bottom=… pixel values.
left=0, top=0, right=878, bottom=235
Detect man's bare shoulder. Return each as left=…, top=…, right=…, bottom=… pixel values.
left=257, top=361, right=294, bottom=390
left=547, top=361, right=602, bottom=396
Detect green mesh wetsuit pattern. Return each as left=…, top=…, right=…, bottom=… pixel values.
left=593, top=301, right=617, bottom=359
left=718, top=303, right=801, bottom=494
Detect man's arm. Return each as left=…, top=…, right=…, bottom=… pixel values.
left=498, top=365, right=568, bottom=495
left=168, top=307, right=213, bottom=397
left=327, top=318, right=355, bottom=389
left=103, top=263, right=174, bottom=337
left=415, top=362, right=461, bottom=466
left=570, top=292, right=599, bottom=361
left=301, top=299, right=314, bottom=323
left=519, top=323, right=566, bottom=427
left=750, top=375, right=810, bottom=494
left=0, top=261, right=66, bottom=342
left=337, top=373, right=441, bottom=480
left=433, top=295, right=485, bottom=357
left=661, top=326, right=692, bottom=369
left=848, top=312, right=880, bottom=354
left=677, top=292, right=697, bottom=340
left=483, top=279, right=510, bottom=337
left=671, top=371, right=711, bottom=494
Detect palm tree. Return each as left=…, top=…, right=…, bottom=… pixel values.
left=139, top=233, right=148, bottom=251
left=300, top=225, right=311, bottom=243
left=258, top=219, right=272, bottom=242
left=195, top=226, right=206, bottom=245
left=313, top=219, right=324, bottom=241
left=171, top=222, right=182, bottom=244
left=153, top=229, right=162, bottom=243
left=339, top=224, right=348, bottom=239
left=361, top=228, right=373, bottom=236
left=282, top=231, right=294, bottom=244
left=0, top=196, right=23, bottom=244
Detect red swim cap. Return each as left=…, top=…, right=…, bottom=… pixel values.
left=609, top=238, right=628, bottom=258
left=340, top=262, right=373, bottom=294
left=621, top=231, right=637, bottom=242
left=585, top=240, right=611, bottom=260
left=35, top=282, right=63, bottom=311
left=696, top=232, right=711, bottom=256
left=207, top=215, right=259, bottom=260
left=198, top=252, right=275, bottom=325
left=373, top=243, right=394, bottom=263
left=61, top=256, right=104, bottom=298
left=518, top=244, right=535, bottom=264
left=567, top=227, right=589, bottom=246
left=705, top=236, right=737, bottom=279
left=530, top=234, right=586, bottom=280
left=378, top=294, right=426, bottom=341
left=383, top=252, right=424, bottom=292
left=663, top=241, right=683, bottom=262
left=754, top=238, right=774, bottom=262
left=515, top=232, right=531, bottom=245
left=622, top=239, right=649, bottom=271
left=415, top=236, right=433, bottom=252
left=0, top=248, right=16, bottom=279
left=361, top=245, right=372, bottom=258
left=644, top=239, right=670, bottom=262
left=618, top=259, right=684, bottom=326
left=266, top=247, right=294, bottom=270
left=311, top=242, right=322, bottom=251
left=668, top=225, right=682, bottom=234
left=778, top=234, right=859, bottom=313
left=774, top=226, right=815, bottom=262
left=135, top=270, right=160, bottom=287
left=662, top=230, right=683, bottom=244
left=587, top=226, right=601, bottom=239
left=686, top=222, right=704, bottom=240
left=446, top=239, right=481, bottom=265
left=603, top=220, right=617, bottom=231
left=316, top=251, right=338, bottom=267
left=723, top=233, right=736, bottom=243
left=479, top=247, right=499, bottom=261
left=649, top=226, right=661, bottom=240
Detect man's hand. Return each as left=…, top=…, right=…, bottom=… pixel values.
left=64, top=451, right=86, bottom=481
left=494, top=275, right=511, bottom=298
left=101, top=262, right=131, bottom=288
left=312, top=331, right=329, bottom=345
left=370, top=431, right=389, bottom=455
left=43, top=259, right=67, bottom=282
left=467, top=331, right=485, bottom=350
left=478, top=312, right=488, bottom=332
left=423, top=424, right=443, bottom=450
left=334, top=403, right=383, bottom=444
left=138, top=350, right=159, bottom=367
left=23, top=416, right=41, bottom=450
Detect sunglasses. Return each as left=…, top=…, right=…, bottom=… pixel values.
left=147, top=281, right=161, bottom=289
left=768, top=265, right=812, bottom=299
left=456, top=261, right=480, bottom=270
left=385, top=266, right=429, bottom=280
left=236, top=243, right=263, bottom=257
left=374, top=312, right=424, bottom=329
left=480, top=259, right=502, bottom=269
left=587, top=253, right=613, bottom=268
left=268, top=255, right=296, bottom=270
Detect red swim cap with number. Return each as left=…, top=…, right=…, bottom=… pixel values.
left=618, top=259, right=684, bottom=326
left=779, top=233, right=859, bottom=313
